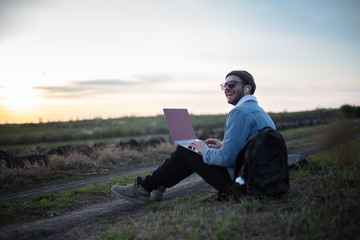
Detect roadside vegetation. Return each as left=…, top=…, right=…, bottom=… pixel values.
left=0, top=108, right=340, bottom=147
left=3, top=122, right=357, bottom=194
left=0, top=172, right=151, bottom=225
left=0, top=106, right=359, bottom=239
left=104, top=137, right=360, bottom=240
left=0, top=140, right=174, bottom=192
left=0, top=107, right=349, bottom=193
left=0, top=106, right=359, bottom=193
left=1, top=131, right=358, bottom=239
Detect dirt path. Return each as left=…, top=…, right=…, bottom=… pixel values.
left=0, top=142, right=320, bottom=240
left=0, top=174, right=211, bottom=240
left=0, top=166, right=157, bottom=203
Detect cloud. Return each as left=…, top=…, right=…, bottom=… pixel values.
left=32, top=74, right=175, bottom=99
left=32, top=73, right=215, bottom=100
left=130, top=73, right=176, bottom=84
left=75, top=74, right=173, bottom=86
left=76, top=79, right=135, bottom=86
left=33, top=79, right=129, bottom=99
left=32, top=86, right=91, bottom=99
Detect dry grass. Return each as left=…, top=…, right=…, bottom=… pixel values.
left=0, top=141, right=175, bottom=192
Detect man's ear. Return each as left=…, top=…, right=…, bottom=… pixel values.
left=247, top=85, right=253, bottom=95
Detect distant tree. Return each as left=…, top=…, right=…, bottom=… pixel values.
left=354, top=106, right=360, bottom=118
left=340, top=104, right=360, bottom=118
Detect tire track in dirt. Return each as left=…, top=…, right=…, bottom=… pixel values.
left=0, top=166, right=157, bottom=203
left=0, top=174, right=210, bottom=240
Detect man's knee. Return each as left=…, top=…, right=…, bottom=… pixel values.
left=174, top=145, right=188, bottom=154
left=174, top=146, right=199, bottom=160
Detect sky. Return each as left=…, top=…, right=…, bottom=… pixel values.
left=0, top=0, right=359, bottom=123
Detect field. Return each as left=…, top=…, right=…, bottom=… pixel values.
left=0, top=108, right=359, bottom=239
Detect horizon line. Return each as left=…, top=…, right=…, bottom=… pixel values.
left=0, top=106, right=346, bottom=125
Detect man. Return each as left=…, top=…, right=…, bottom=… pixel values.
left=111, top=70, right=276, bottom=204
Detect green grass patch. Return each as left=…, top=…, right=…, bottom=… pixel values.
left=105, top=225, right=137, bottom=240
left=280, top=126, right=315, bottom=141
left=0, top=134, right=168, bottom=151
left=286, top=137, right=314, bottom=150
left=0, top=171, right=152, bottom=225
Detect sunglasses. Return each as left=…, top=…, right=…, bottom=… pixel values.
left=220, top=81, right=246, bottom=91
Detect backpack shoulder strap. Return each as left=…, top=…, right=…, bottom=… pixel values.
left=233, top=127, right=271, bottom=181
left=233, top=137, right=251, bottom=181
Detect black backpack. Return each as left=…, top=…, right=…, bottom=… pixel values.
left=230, top=127, right=289, bottom=199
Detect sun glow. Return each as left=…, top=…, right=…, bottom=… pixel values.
left=0, top=86, right=40, bottom=110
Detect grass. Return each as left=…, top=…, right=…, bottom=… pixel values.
left=0, top=141, right=174, bottom=192
left=280, top=126, right=315, bottom=141
left=0, top=114, right=225, bottom=147
left=104, top=137, right=360, bottom=240
left=1, top=113, right=359, bottom=238
left=0, top=171, right=152, bottom=225
left=0, top=122, right=328, bottom=193
left=0, top=108, right=339, bottom=147
left=0, top=133, right=168, bottom=151
left=286, top=137, right=314, bottom=150
left=0, top=116, right=168, bottom=146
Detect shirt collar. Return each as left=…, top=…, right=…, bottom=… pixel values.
left=235, top=95, right=257, bottom=107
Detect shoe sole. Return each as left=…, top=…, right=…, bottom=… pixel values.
left=150, top=192, right=164, bottom=201
left=111, top=186, right=149, bottom=205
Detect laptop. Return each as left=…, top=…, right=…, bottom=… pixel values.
left=163, top=108, right=201, bottom=154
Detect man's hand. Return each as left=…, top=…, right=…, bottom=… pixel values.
left=188, top=138, right=223, bottom=153
left=204, top=138, right=223, bottom=149
left=188, top=140, right=208, bottom=154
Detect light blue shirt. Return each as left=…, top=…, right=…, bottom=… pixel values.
left=202, top=95, right=275, bottom=180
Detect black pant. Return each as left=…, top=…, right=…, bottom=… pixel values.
left=141, top=146, right=233, bottom=194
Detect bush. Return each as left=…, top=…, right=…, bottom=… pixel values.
left=354, top=106, right=360, bottom=118
left=340, top=104, right=360, bottom=118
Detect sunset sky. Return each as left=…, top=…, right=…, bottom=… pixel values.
left=0, top=0, right=359, bottom=123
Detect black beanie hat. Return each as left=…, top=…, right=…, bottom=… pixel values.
left=225, top=70, right=256, bottom=94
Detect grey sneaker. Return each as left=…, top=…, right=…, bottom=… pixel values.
left=111, top=177, right=150, bottom=205
left=150, top=186, right=166, bottom=201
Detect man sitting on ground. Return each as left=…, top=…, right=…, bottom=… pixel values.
left=112, top=70, right=276, bottom=204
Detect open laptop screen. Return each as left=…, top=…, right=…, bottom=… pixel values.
left=163, top=108, right=196, bottom=141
